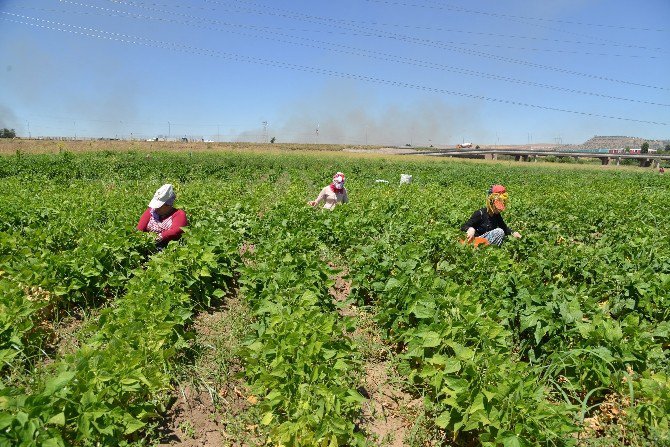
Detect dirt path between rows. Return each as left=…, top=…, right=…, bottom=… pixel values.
left=329, top=265, right=421, bottom=446
left=157, top=295, right=261, bottom=447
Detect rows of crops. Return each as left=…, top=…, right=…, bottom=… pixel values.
left=1, top=150, right=668, bottom=446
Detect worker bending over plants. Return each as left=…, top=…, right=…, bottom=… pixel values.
left=137, top=183, right=188, bottom=250
left=309, top=171, right=349, bottom=210
left=461, top=184, right=521, bottom=246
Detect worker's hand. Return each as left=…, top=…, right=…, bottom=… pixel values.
left=512, top=231, right=522, bottom=239
left=308, top=200, right=317, bottom=207
left=466, top=227, right=475, bottom=242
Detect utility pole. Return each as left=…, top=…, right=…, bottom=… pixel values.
left=168, top=121, right=171, bottom=140
left=217, top=125, right=220, bottom=143
left=27, top=121, right=31, bottom=138
left=262, top=121, right=268, bottom=143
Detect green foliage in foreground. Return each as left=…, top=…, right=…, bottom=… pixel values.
left=0, top=150, right=668, bottom=446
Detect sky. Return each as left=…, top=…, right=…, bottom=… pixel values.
left=0, top=0, right=668, bottom=146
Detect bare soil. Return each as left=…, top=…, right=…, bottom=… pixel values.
left=328, top=264, right=421, bottom=446
left=156, top=296, right=262, bottom=447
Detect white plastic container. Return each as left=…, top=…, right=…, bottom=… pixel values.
left=400, top=174, right=413, bottom=184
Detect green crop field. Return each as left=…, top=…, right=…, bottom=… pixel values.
left=0, top=148, right=668, bottom=447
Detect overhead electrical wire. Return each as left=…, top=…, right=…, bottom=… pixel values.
left=19, top=3, right=665, bottom=53
left=364, top=0, right=669, bottom=58
left=40, top=4, right=669, bottom=107
left=187, top=0, right=668, bottom=90
left=86, top=0, right=663, bottom=56
left=56, top=1, right=657, bottom=60
left=111, top=0, right=663, bottom=52
left=365, top=0, right=669, bottom=33
left=202, top=0, right=665, bottom=52
left=2, top=13, right=666, bottom=126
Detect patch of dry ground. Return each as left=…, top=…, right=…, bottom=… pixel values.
left=157, top=296, right=262, bottom=447
left=329, top=264, right=422, bottom=446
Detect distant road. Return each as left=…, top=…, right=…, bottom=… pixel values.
left=407, top=148, right=670, bottom=166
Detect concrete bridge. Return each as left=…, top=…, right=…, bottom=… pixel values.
left=410, top=149, right=670, bottom=167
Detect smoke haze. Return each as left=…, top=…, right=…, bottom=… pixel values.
left=267, top=81, right=486, bottom=146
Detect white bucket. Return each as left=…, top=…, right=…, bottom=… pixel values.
left=400, top=174, right=413, bottom=184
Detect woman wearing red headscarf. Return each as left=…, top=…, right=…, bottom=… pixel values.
left=309, top=172, right=349, bottom=210
left=461, top=184, right=521, bottom=246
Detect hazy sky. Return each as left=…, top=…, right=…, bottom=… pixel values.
left=1, top=0, right=668, bottom=145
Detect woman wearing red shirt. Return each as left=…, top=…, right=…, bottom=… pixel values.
left=137, top=184, right=188, bottom=249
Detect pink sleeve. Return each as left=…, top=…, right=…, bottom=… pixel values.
left=137, top=209, right=151, bottom=232
left=160, top=210, right=188, bottom=242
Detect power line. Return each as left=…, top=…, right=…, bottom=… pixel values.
left=84, top=2, right=670, bottom=91
left=364, top=0, right=669, bottom=33
left=22, top=2, right=659, bottom=52
left=206, top=0, right=664, bottom=52
left=56, top=0, right=660, bottom=58
left=361, top=0, right=669, bottom=58
left=48, top=2, right=669, bottom=107
left=3, top=14, right=666, bottom=126
left=193, top=0, right=668, bottom=90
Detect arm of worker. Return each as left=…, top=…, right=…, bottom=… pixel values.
left=137, top=208, right=151, bottom=232
left=497, top=215, right=521, bottom=239
left=158, top=210, right=188, bottom=242
left=308, top=186, right=328, bottom=207
left=461, top=210, right=483, bottom=241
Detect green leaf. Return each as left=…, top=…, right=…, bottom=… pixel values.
left=410, top=300, right=436, bottom=319
left=42, top=371, right=75, bottom=395
left=502, top=433, right=521, bottom=447
left=384, top=277, right=401, bottom=291
left=447, top=341, right=474, bottom=360
left=435, top=411, right=451, bottom=429
left=468, top=393, right=485, bottom=414
left=123, top=415, right=145, bottom=434
left=47, top=412, right=66, bottom=426
left=261, top=412, right=274, bottom=425
left=0, top=413, right=14, bottom=430
left=42, top=438, right=64, bottom=447
left=421, top=331, right=441, bottom=348
left=345, top=389, right=367, bottom=404
left=0, top=349, right=18, bottom=365
left=212, top=288, right=225, bottom=298
left=443, top=358, right=461, bottom=374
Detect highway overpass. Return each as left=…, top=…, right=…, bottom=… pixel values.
left=409, top=149, right=670, bottom=167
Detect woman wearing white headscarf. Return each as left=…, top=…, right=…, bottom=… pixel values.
left=137, top=184, right=188, bottom=249
left=309, top=172, right=349, bottom=210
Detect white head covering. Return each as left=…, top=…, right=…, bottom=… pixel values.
left=332, top=172, right=345, bottom=190
left=148, top=184, right=176, bottom=209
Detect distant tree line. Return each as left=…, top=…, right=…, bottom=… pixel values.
left=0, top=128, right=16, bottom=138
